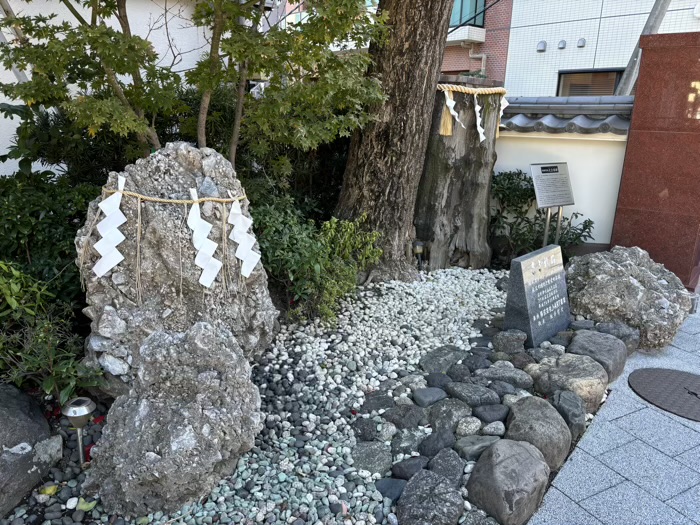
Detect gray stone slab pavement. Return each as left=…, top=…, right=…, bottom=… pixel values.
left=529, top=313, right=700, bottom=525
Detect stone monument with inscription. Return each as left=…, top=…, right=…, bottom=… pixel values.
left=504, top=245, right=570, bottom=347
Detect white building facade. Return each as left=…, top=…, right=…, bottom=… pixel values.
left=504, top=0, right=700, bottom=97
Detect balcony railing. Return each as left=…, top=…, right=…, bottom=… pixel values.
left=450, top=0, right=485, bottom=28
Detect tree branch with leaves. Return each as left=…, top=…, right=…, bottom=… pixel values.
left=0, top=0, right=180, bottom=150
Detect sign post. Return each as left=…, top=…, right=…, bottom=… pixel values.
left=530, top=163, right=575, bottom=247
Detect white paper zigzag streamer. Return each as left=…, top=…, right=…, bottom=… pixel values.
left=228, top=200, right=261, bottom=278
left=499, top=95, right=509, bottom=120
left=93, top=176, right=127, bottom=277
left=187, top=189, right=222, bottom=288
left=474, top=94, right=486, bottom=143
left=445, top=91, right=466, bottom=129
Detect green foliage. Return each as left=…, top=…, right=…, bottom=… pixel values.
left=251, top=196, right=381, bottom=320
left=490, top=170, right=594, bottom=267
left=1, top=103, right=143, bottom=186
left=0, top=304, right=102, bottom=405
left=0, top=261, right=52, bottom=322
left=156, top=85, right=239, bottom=155
left=188, top=0, right=386, bottom=178
left=0, top=171, right=100, bottom=307
left=0, top=1, right=180, bottom=146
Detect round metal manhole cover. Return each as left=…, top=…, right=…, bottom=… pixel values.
left=628, top=368, right=700, bottom=422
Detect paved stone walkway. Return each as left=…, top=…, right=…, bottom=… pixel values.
left=530, top=313, right=700, bottom=525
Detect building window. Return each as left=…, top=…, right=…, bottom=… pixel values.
left=450, top=0, right=485, bottom=28
left=558, top=70, right=624, bottom=97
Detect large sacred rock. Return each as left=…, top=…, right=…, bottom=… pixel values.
left=566, top=246, right=692, bottom=348
left=76, top=143, right=278, bottom=396
left=84, top=322, right=262, bottom=515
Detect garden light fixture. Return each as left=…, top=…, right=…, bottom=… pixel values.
left=413, top=241, right=425, bottom=271
left=62, top=397, right=96, bottom=466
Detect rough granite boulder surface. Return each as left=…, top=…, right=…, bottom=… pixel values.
left=420, top=345, right=470, bottom=374
left=75, top=143, right=278, bottom=397
left=567, top=330, right=627, bottom=382
left=396, top=470, right=464, bottom=525
left=83, top=322, right=263, bottom=516
left=505, top=396, right=572, bottom=470
left=0, top=385, right=62, bottom=518
left=566, top=246, right=692, bottom=348
left=595, top=322, right=641, bottom=355
left=466, top=440, right=550, bottom=525
left=525, top=353, right=608, bottom=413
left=549, top=390, right=587, bottom=442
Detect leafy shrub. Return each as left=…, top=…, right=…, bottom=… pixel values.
left=0, top=261, right=52, bottom=322
left=0, top=263, right=101, bottom=404
left=490, top=170, right=594, bottom=267
left=251, top=195, right=381, bottom=320
left=1, top=103, right=146, bottom=186
left=0, top=171, right=100, bottom=309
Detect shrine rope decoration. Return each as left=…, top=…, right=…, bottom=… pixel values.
left=81, top=177, right=259, bottom=294
left=436, top=84, right=508, bottom=140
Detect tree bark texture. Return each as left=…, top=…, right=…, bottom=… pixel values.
left=228, top=60, right=248, bottom=168
left=414, top=90, right=501, bottom=270
left=335, top=0, right=455, bottom=281
left=197, top=1, right=224, bottom=148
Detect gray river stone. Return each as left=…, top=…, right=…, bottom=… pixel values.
left=467, top=440, right=550, bottom=525
left=396, top=470, right=464, bottom=525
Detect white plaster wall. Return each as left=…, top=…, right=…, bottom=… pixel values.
left=494, top=132, right=628, bottom=244
left=505, top=0, right=700, bottom=96
left=0, top=0, right=205, bottom=175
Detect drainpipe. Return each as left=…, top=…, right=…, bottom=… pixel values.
left=462, top=42, right=486, bottom=77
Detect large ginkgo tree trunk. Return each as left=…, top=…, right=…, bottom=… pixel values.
left=335, top=0, right=455, bottom=280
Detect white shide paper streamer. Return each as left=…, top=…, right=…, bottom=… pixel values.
left=499, top=95, right=509, bottom=120
left=474, top=94, right=486, bottom=143
left=228, top=200, right=261, bottom=278
left=444, top=91, right=466, bottom=129
left=93, top=176, right=127, bottom=277
left=187, top=188, right=222, bottom=288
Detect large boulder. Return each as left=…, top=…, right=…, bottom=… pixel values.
left=566, top=246, right=692, bottom=348
left=492, top=329, right=527, bottom=354
left=549, top=390, right=587, bottom=442
left=420, top=345, right=470, bottom=373
left=474, top=364, right=534, bottom=389
left=504, top=397, right=571, bottom=470
left=429, top=398, right=472, bottom=432
left=75, top=143, right=278, bottom=396
left=445, top=382, right=500, bottom=407
left=83, top=322, right=263, bottom=515
left=525, top=354, right=608, bottom=413
left=396, top=470, right=464, bottom=525
left=596, top=322, right=640, bottom=355
left=567, top=330, right=627, bottom=381
left=352, top=442, right=393, bottom=475
left=428, top=448, right=465, bottom=488
left=0, top=385, right=62, bottom=518
left=466, top=440, right=550, bottom=525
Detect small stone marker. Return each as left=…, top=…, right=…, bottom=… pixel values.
left=504, top=245, right=570, bottom=347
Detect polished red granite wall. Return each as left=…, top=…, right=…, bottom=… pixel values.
left=611, top=33, right=700, bottom=290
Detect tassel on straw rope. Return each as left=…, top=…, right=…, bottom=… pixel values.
left=440, top=91, right=454, bottom=136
